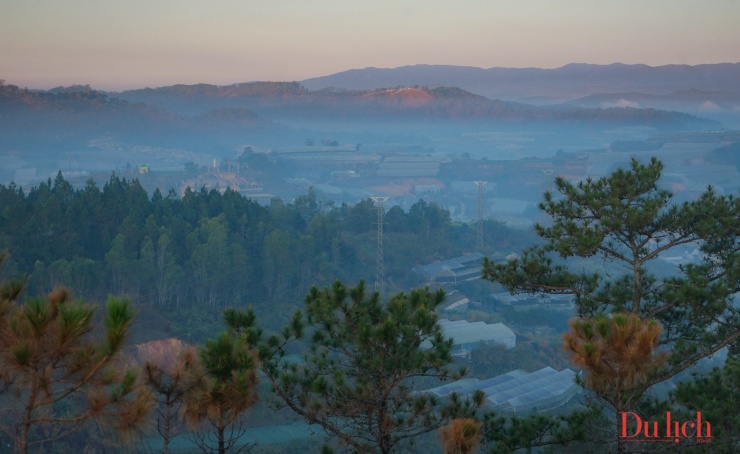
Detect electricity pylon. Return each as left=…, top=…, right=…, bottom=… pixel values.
left=371, top=196, right=389, bottom=293
left=474, top=181, right=486, bottom=252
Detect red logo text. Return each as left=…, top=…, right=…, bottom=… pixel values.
left=619, top=412, right=711, bottom=444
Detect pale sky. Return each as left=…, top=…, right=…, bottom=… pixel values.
left=1, top=0, right=739, bottom=90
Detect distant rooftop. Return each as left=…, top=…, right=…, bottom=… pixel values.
left=412, top=253, right=484, bottom=284
left=423, top=318, right=516, bottom=355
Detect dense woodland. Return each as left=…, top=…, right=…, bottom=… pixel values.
left=0, top=173, right=531, bottom=339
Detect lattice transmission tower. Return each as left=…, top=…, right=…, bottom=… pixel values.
left=474, top=181, right=486, bottom=252
left=370, top=197, right=389, bottom=293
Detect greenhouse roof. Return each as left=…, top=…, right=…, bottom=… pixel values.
left=437, top=318, right=515, bottom=346
left=412, top=253, right=484, bottom=279
left=424, top=367, right=579, bottom=413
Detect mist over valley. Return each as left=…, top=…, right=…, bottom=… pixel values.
left=2, top=57, right=740, bottom=454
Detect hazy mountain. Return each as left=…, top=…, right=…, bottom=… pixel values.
left=118, top=83, right=716, bottom=130
left=300, top=63, right=740, bottom=102
left=119, top=82, right=310, bottom=115
left=0, top=75, right=723, bottom=158
left=0, top=82, right=293, bottom=151
left=562, top=89, right=740, bottom=111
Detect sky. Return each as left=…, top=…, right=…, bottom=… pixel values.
left=1, top=0, right=739, bottom=91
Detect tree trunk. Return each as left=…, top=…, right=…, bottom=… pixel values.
left=17, top=385, right=41, bottom=454
left=218, top=425, right=225, bottom=454
left=615, top=409, right=624, bottom=454
left=15, top=427, right=28, bottom=454
left=615, top=387, right=624, bottom=454
left=162, top=401, right=172, bottom=454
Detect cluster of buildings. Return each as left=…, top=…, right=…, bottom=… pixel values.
left=412, top=251, right=579, bottom=414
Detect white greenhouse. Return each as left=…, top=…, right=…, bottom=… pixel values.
left=424, top=318, right=516, bottom=355
left=425, top=367, right=580, bottom=414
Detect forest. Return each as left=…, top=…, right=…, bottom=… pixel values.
left=0, top=172, right=533, bottom=339
left=0, top=159, right=738, bottom=453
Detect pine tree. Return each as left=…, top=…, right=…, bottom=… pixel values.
left=563, top=313, right=667, bottom=453
left=440, top=418, right=483, bottom=454
left=243, top=280, right=478, bottom=454
left=0, top=256, right=151, bottom=453
left=483, top=157, right=739, bottom=450
left=669, top=356, right=740, bottom=452
left=183, top=330, right=258, bottom=454
left=483, top=157, right=740, bottom=385
left=136, top=338, right=205, bottom=454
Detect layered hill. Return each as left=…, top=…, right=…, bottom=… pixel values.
left=561, top=89, right=740, bottom=112
left=300, top=63, right=740, bottom=102
left=119, top=82, right=715, bottom=129
left=0, top=82, right=291, bottom=151
left=0, top=74, right=724, bottom=155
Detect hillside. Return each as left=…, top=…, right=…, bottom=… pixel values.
left=562, top=89, right=740, bottom=111
left=0, top=82, right=293, bottom=151
left=118, top=82, right=716, bottom=129
left=300, top=63, right=740, bottom=102
left=0, top=75, right=723, bottom=160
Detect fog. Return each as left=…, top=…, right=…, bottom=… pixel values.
left=1, top=65, right=739, bottom=262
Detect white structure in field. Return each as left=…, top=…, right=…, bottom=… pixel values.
left=424, top=318, right=516, bottom=355
left=424, top=367, right=579, bottom=414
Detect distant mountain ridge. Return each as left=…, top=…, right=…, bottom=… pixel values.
left=0, top=82, right=290, bottom=150
left=562, top=89, right=740, bottom=111
left=126, top=81, right=309, bottom=98
left=0, top=70, right=725, bottom=154
left=300, top=63, right=740, bottom=102
left=118, top=83, right=714, bottom=128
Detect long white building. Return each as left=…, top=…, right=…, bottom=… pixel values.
left=424, top=318, right=516, bottom=356
left=424, top=367, right=579, bottom=414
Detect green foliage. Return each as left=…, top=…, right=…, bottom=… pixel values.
left=483, top=157, right=740, bottom=386
left=0, top=272, right=151, bottom=454
left=184, top=320, right=259, bottom=454
left=483, top=157, right=739, bottom=451
left=246, top=281, right=478, bottom=454
left=0, top=174, right=524, bottom=335
left=481, top=405, right=602, bottom=453
left=669, top=357, right=740, bottom=452
left=104, top=296, right=134, bottom=354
